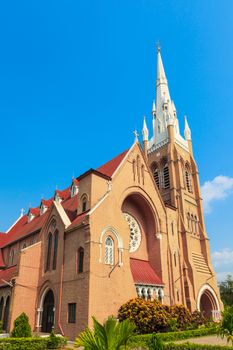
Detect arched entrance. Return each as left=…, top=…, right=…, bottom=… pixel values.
left=41, top=289, right=54, bottom=333
left=197, top=285, right=220, bottom=321
left=3, top=296, right=10, bottom=331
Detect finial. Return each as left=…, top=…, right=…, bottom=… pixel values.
left=184, top=115, right=191, bottom=140
left=133, top=129, right=139, bottom=142
left=142, top=116, right=149, bottom=142
left=20, top=208, right=25, bottom=217
left=157, top=41, right=161, bottom=53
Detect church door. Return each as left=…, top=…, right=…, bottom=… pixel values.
left=41, top=290, right=54, bottom=333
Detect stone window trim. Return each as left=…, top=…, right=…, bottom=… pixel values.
left=99, top=226, right=123, bottom=267
left=104, top=236, right=114, bottom=265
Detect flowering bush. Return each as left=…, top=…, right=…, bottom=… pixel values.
left=118, top=298, right=210, bottom=334
left=170, top=304, right=192, bottom=330
left=118, top=298, right=170, bottom=333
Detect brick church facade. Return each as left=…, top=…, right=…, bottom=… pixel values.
left=0, top=49, right=222, bottom=340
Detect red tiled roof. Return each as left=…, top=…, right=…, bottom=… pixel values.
left=28, top=208, right=40, bottom=217
left=41, top=198, right=53, bottom=207
left=130, top=258, right=164, bottom=286
left=67, top=211, right=89, bottom=230
left=0, top=266, right=17, bottom=287
left=55, top=188, right=70, bottom=200
left=62, top=194, right=78, bottom=222
left=1, top=149, right=128, bottom=247
left=0, top=211, right=49, bottom=248
left=97, top=149, right=128, bottom=177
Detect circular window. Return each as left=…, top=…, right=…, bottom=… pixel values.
left=124, top=213, right=142, bottom=252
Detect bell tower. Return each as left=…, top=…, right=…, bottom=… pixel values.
left=141, top=47, right=221, bottom=313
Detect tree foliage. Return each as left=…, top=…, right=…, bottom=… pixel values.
left=219, top=274, right=233, bottom=306
left=218, top=305, right=233, bottom=345
left=11, top=312, right=32, bottom=338
left=75, top=316, right=135, bottom=350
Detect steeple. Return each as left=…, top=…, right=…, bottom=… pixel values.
left=148, top=47, right=189, bottom=153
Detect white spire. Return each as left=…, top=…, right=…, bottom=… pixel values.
left=142, top=116, right=149, bottom=141
left=184, top=115, right=191, bottom=140
left=147, top=47, right=189, bottom=153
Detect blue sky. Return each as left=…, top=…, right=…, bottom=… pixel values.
left=0, top=0, right=233, bottom=280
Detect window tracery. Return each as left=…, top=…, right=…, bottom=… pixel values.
left=124, top=213, right=142, bottom=253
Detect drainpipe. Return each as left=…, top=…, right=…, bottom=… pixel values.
left=58, top=236, right=65, bottom=336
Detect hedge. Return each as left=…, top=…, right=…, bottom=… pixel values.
left=0, top=336, right=66, bottom=350
left=164, top=343, right=231, bottom=350
left=129, top=327, right=218, bottom=348
left=0, top=338, right=47, bottom=350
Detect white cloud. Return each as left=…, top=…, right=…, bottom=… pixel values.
left=211, top=249, right=233, bottom=282
left=212, top=248, right=233, bottom=268
left=201, top=175, right=233, bottom=213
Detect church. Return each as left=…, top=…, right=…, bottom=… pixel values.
left=0, top=48, right=222, bottom=340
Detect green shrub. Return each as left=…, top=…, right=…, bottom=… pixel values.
left=218, top=305, right=233, bottom=345
left=163, top=343, right=230, bottom=350
left=0, top=338, right=47, bottom=350
left=147, top=334, right=164, bottom=350
left=128, top=327, right=217, bottom=348
left=47, top=330, right=67, bottom=349
left=11, top=312, right=32, bottom=338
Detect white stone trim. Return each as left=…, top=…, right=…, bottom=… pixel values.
left=99, top=226, right=123, bottom=265
left=53, top=201, right=71, bottom=228
left=197, top=284, right=220, bottom=312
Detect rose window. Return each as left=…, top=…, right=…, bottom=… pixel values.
left=124, top=213, right=142, bottom=252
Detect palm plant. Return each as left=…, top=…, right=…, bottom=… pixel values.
left=75, top=316, right=135, bottom=350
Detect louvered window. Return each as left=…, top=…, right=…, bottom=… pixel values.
left=163, top=164, right=170, bottom=189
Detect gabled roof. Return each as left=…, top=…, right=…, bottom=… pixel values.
left=130, top=258, right=164, bottom=286
left=1, top=148, right=130, bottom=247
left=0, top=211, right=50, bottom=248
left=97, top=149, right=128, bottom=177
left=0, top=266, right=17, bottom=287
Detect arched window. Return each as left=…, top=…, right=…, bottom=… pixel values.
left=9, top=249, right=14, bottom=266
left=174, top=252, right=177, bottom=267
left=82, top=195, right=87, bottom=212
left=45, top=233, right=53, bottom=272
left=105, top=236, right=114, bottom=265
left=185, top=163, right=192, bottom=192
left=52, top=231, right=58, bottom=270
left=77, top=247, right=84, bottom=273
left=163, top=163, right=170, bottom=189
left=151, top=162, right=160, bottom=188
